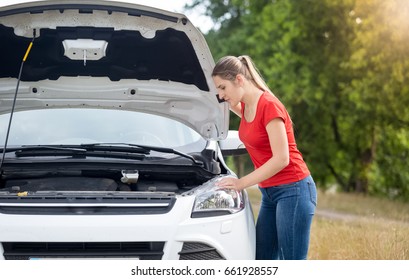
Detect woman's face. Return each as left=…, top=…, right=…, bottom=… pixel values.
left=212, top=75, right=242, bottom=106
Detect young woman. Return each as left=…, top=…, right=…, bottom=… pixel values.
left=212, top=55, right=317, bottom=260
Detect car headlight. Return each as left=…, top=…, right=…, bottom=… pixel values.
left=187, top=176, right=244, bottom=218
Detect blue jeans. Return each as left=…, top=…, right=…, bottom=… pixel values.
left=255, top=175, right=317, bottom=260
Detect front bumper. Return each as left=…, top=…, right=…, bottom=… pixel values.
left=0, top=194, right=255, bottom=260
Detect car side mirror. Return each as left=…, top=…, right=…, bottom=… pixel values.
left=219, top=130, right=247, bottom=156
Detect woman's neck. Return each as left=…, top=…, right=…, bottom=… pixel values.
left=242, top=87, right=264, bottom=122
left=242, top=86, right=263, bottom=107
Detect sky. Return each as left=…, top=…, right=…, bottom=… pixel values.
left=0, top=0, right=213, bottom=32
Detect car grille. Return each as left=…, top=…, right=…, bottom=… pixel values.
left=0, top=196, right=176, bottom=215
left=2, top=242, right=164, bottom=260
left=178, top=242, right=225, bottom=260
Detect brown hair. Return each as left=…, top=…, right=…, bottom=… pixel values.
left=212, top=55, right=272, bottom=94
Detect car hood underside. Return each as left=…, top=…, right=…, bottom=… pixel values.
left=0, top=1, right=228, bottom=140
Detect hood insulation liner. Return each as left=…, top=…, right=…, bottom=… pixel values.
left=0, top=25, right=209, bottom=91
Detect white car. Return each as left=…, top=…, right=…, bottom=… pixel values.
left=0, top=0, right=255, bottom=260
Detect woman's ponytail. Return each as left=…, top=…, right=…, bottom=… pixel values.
left=238, top=55, right=272, bottom=95
left=212, top=55, right=273, bottom=95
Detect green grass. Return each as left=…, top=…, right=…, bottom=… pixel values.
left=245, top=187, right=409, bottom=259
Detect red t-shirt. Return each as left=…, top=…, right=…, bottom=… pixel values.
left=238, top=92, right=310, bottom=187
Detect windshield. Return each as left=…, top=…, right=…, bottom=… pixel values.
left=0, top=108, right=206, bottom=153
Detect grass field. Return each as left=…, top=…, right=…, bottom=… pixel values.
left=246, top=187, right=409, bottom=260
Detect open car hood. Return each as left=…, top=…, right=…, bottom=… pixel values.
left=0, top=0, right=228, bottom=140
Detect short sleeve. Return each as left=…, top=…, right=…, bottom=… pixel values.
left=260, top=95, right=286, bottom=128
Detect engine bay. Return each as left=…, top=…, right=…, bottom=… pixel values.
left=0, top=166, right=213, bottom=195
left=1, top=176, right=181, bottom=193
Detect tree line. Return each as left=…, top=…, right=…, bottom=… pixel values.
left=187, top=0, right=409, bottom=201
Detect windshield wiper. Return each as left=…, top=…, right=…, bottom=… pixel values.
left=82, top=143, right=203, bottom=166
left=1, top=144, right=202, bottom=165
left=2, top=145, right=146, bottom=160
left=1, top=145, right=87, bottom=153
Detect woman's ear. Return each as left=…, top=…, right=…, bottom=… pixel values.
left=235, top=74, right=245, bottom=87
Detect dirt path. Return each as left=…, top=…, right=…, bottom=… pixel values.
left=315, top=209, right=362, bottom=222
left=315, top=208, right=409, bottom=227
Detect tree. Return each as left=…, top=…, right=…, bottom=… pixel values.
left=343, top=0, right=409, bottom=198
